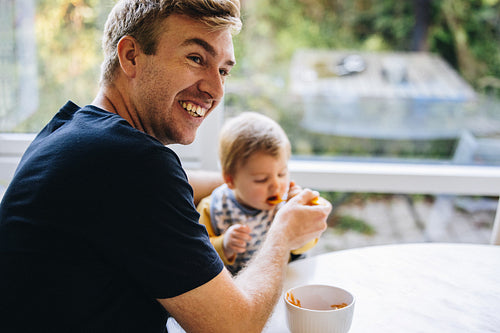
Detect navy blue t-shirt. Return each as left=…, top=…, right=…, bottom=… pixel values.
left=0, top=101, right=223, bottom=332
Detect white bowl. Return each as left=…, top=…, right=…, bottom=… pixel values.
left=284, top=284, right=355, bottom=333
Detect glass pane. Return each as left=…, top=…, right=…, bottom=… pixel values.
left=227, top=0, right=500, bottom=167
left=0, top=0, right=114, bottom=133
left=224, top=1, right=500, bottom=250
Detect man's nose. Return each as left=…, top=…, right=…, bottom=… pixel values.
left=198, top=68, right=224, bottom=101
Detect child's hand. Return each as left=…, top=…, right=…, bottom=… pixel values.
left=287, top=180, right=302, bottom=200
left=223, top=224, right=252, bottom=260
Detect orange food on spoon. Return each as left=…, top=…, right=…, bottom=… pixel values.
left=267, top=196, right=323, bottom=206
left=310, top=196, right=328, bottom=205
left=267, top=195, right=284, bottom=205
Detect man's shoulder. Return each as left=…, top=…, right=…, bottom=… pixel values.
left=29, top=102, right=182, bottom=173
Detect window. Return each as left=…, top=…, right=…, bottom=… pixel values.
left=0, top=0, right=220, bottom=187
left=226, top=0, right=500, bottom=245
left=1, top=0, right=38, bottom=130
left=227, top=0, right=500, bottom=165
left=1, top=0, right=500, bottom=245
left=1, top=0, right=114, bottom=133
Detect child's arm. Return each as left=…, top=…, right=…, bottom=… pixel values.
left=197, top=196, right=236, bottom=265
left=223, top=224, right=251, bottom=262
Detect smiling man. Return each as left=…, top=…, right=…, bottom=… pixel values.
left=0, top=1, right=330, bottom=332
left=95, top=11, right=236, bottom=145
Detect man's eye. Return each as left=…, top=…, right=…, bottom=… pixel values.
left=188, top=55, right=202, bottom=64
left=219, top=69, right=230, bottom=77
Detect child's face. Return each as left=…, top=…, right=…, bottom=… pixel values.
left=227, top=151, right=290, bottom=211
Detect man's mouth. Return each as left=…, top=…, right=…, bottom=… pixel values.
left=180, top=101, right=207, bottom=118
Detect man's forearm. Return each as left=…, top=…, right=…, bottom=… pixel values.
left=160, top=190, right=329, bottom=333
left=159, top=235, right=291, bottom=333
left=233, top=230, right=291, bottom=330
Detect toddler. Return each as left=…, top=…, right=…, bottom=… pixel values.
left=197, top=112, right=317, bottom=275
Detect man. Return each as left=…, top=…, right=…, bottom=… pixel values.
left=0, top=1, right=330, bottom=332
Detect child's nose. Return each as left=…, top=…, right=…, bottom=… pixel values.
left=269, top=177, right=280, bottom=191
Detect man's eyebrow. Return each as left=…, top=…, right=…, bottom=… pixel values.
left=182, top=38, right=235, bottom=67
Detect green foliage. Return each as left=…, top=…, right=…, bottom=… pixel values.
left=234, top=0, right=500, bottom=93
left=332, top=214, right=376, bottom=235
left=427, top=0, right=500, bottom=93
left=14, top=0, right=114, bottom=132
left=6, top=0, right=500, bottom=135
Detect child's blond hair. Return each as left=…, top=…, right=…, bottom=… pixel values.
left=218, top=112, right=291, bottom=178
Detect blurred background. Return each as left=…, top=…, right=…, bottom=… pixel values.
left=2, top=0, right=500, bottom=252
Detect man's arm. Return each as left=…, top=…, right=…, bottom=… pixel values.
left=157, top=189, right=330, bottom=332
left=186, top=169, right=223, bottom=206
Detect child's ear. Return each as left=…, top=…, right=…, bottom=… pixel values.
left=223, top=173, right=235, bottom=189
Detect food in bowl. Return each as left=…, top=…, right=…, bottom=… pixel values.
left=286, top=291, right=348, bottom=310
left=330, top=303, right=348, bottom=310
left=284, top=284, right=355, bottom=333
left=286, top=292, right=301, bottom=307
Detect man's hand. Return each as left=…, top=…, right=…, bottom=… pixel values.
left=223, top=224, right=252, bottom=260
left=271, top=189, right=331, bottom=251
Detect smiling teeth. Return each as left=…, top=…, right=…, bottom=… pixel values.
left=181, top=101, right=207, bottom=117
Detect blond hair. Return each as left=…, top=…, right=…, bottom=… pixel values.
left=219, top=112, right=291, bottom=178
left=100, top=0, right=242, bottom=84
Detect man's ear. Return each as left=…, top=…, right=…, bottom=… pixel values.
left=117, top=36, right=140, bottom=79
left=223, top=173, right=235, bottom=189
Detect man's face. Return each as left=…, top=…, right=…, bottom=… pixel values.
left=133, top=14, right=235, bottom=145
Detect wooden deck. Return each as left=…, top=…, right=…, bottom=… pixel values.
left=310, top=194, right=496, bottom=255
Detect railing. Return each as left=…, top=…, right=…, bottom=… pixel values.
left=289, top=159, right=500, bottom=245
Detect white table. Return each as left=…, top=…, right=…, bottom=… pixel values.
left=264, top=243, right=500, bottom=332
